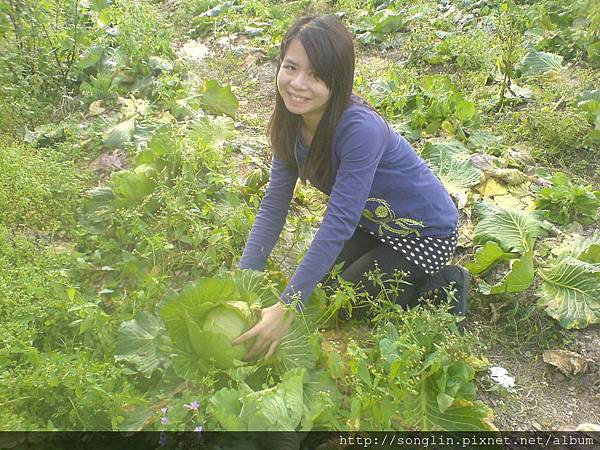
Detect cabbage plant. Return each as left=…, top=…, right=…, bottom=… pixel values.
left=160, top=272, right=270, bottom=377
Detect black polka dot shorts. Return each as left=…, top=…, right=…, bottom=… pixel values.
left=358, top=225, right=458, bottom=275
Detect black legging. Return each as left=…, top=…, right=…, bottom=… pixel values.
left=323, top=227, right=429, bottom=315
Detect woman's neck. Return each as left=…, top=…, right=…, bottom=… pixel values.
left=301, top=114, right=321, bottom=146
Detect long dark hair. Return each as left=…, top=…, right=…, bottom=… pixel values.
left=268, top=15, right=355, bottom=189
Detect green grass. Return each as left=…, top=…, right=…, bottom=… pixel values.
left=0, top=137, right=89, bottom=235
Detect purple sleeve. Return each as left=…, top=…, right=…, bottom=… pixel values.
left=238, top=156, right=298, bottom=271
left=281, top=112, right=387, bottom=307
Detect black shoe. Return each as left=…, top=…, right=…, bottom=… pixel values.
left=419, top=265, right=470, bottom=329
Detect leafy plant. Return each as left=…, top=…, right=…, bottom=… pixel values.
left=369, top=73, right=480, bottom=140
left=421, top=139, right=482, bottom=202
left=534, top=172, right=600, bottom=225
left=577, top=89, right=600, bottom=147
left=519, top=48, right=564, bottom=76
left=537, top=232, right=600, bottom=328
left=495, top=0, right=528, bottom=110
left=473, top=202, right=549, bottom=254
left=159, top=272, right=272, bottom=377
left=353, top=8, right=406, bottom=46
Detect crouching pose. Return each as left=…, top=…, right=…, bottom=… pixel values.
left=233, top=15, right=469, bottom=359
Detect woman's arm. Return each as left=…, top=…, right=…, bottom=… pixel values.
left=235, top=110, right=388, bottom=360
left=280, top=110, right=388, bottom=307
left=238, top=155, right=298, bottom=271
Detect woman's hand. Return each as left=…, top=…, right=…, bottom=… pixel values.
left=232, top=302, right=295, bottom=360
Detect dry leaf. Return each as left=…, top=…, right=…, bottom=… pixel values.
left=88, top=150, right=124, bottom=172
left=86, top=100, right=105, bottom=117
left=506, top=183, right=530, bottom=198
left=242, top=53, right=259, bottom=70
left=490, top=301, right=507, bottom=323
left=543, top=350, right=588, bottom=376
left=179, top=41, right=209, bottom=62
left=156, top=111, right=176, bottom=123
left=469, top=153, right=497, bottom=171
left=576, top=423, right=600, bottom=432
left=458, top=220, right=474, bottom=247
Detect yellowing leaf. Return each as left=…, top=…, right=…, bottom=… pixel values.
left=493, top=194, right=523, bottom=210
left=478, top=178, right=508, bottom=197
left=489, top=168, right=528, bottom=186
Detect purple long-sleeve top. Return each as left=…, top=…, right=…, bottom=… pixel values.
left=238, top=101, right=458, bottom=306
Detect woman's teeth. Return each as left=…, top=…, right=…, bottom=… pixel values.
left=290, top=94, right=308, bottom=102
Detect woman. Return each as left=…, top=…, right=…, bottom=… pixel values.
left=232, top=15, right=469, bottom=359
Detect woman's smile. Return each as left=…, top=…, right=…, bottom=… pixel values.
left=287, top=92, right=311, bottom=103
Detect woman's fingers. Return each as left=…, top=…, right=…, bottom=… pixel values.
left=232, top=323, right=260, bottom=345
left=245, top=335, right=269, bottom=360
left=264, top=338, right=281, bottom=360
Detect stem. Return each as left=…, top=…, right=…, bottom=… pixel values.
left=64, top=0, right=80, bottom=87
left=40, top=20, right=66, bottom=80
left=7, top=0, right=24, bottom=61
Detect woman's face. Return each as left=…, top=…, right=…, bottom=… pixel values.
left=277, top=38, right=331, bottom=124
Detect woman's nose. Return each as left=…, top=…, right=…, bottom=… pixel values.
left=290, top=72, right=307, bottom=89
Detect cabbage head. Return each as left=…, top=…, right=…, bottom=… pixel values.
left=160, top=272, right=268, bottom=376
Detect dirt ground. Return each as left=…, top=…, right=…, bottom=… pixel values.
left=474, top=325, right=600, bottom=431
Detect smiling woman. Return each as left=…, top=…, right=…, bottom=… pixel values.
left=234, top=15, right=469, bottom=360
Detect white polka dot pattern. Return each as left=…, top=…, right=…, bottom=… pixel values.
left=358, top=225, right=458, bottom=275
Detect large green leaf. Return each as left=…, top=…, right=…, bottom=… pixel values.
left=402, top=376, right=492, bottom=431
left=208, top=369, right=306, bottom=431
left=421, top=139, right=470, bottom=165
left=479, top=250, right=535, bottom=295
left=570, top=231, right=600, bottom=263
left=241, top=368, right=306, bottom=431
left=200, top=80, right=239, bottom=117
left=275, top=325, right=321, bottom=372
left=208, top=387, right=246, bottom=430
left=170, top=337, right=211, bottom=381
left=465, top=241, right=513, bottom=275
left=520, top=48, right=563, bottom=75
left=538, top=256, right=600, bottom=329
left=111, top=164, right=157, bottom=208
left=103, top=117, right=135, bottom=148
left=79, top=45, right=104, bottom=70
left=473, top=202, right=549, bottom=253
left=115, top=311, right=169, bottom=377
left=422, top=139, right=480, bottom=198
left=189, top=115, right=236, bottom=150
left=371, top=9, right=404, bottom=33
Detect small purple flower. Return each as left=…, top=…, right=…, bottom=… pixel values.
left=194, top=425, right=203, bottom=432
left=185, top=400, right=200, bottom=411
left=158, top=431, right=166, bottom=447
left=161, top=416, right=169, bottom=425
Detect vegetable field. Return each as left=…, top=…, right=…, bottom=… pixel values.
left=1, top=0, right=599, bottom=435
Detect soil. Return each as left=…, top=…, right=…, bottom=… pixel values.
left=473, top=324, right=600, bottom=431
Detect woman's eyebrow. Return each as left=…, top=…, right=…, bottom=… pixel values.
left=282, top=58, right=298, bottom=66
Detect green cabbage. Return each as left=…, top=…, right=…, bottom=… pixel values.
left=160, top=272, right=268, bottom=375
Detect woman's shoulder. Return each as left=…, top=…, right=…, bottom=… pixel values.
left=336, top=96, right=390, bottom=136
